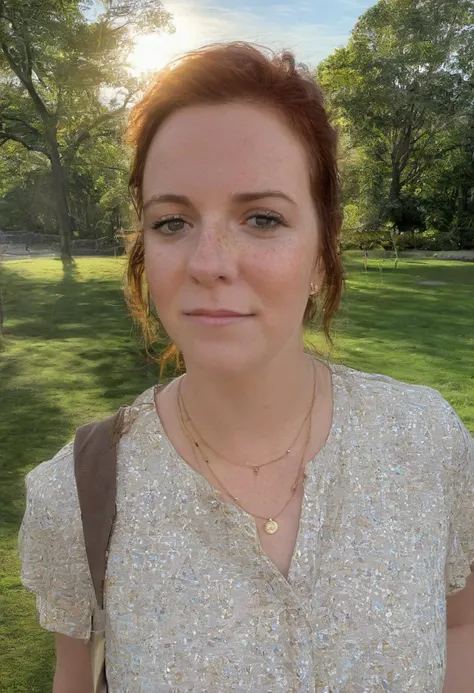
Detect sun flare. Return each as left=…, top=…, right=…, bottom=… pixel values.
left=129, top=14, right=202, bottom=75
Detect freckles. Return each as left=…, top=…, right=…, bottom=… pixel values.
left=245, top=240, right=301, bottom=276
left=144, top=238, right=172, bottom=267
left=144, top=250, right=169, bottom=288
left=251, top=252, right=303, bottom=296
left=217, top=233, right=235, bottom=252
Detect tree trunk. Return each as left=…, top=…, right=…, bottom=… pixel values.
left=455, top=182, right=469, bottom=249
left=389, top=163, right=402, bottom=233
left=48, top=136, right=73, bottom=262
left=0, top=289, right=4, bottom=336
left=389, top=223, right=399, bottom=268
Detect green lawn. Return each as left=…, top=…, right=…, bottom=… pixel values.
left=0, top=255, right=473, bottom=693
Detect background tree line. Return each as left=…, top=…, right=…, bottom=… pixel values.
left=0, top=0, right=174, bottom=261
left=0, top=0, right=473, bottom=261
left=317, top=0, right=474, bottom=252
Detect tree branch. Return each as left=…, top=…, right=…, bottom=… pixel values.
left=0, top=42, right=51, bottom=125
left=56, top=83, right=63, bottom=119
left=66, top=89, right=139, bottom=158
left=0, top=130, right=51, bottom=159
left=374, top=150, right=389, bottom=164
left=108, top=20, right=134, bottom=34
left=402, top=144, right=463, bottom=187
left=0, top=114, right=41, bottom=137
left=31, top=67, right=49, bottom=91
left=24, top=35, right=33, bottom=78
left=413, top=113, right=467, bottom=149
left=1, top=41, right=28, bottom=84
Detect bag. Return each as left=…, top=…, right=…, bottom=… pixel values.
left=73, top=386, right=167, bottom=692
left=74, top=406, right=124, bottom=693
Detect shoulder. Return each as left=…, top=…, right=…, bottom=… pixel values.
left=332, top=360, right=441, bottom=404
left=19, top=440, right=95, bottom=638
left=25, top=384, right=160, bottom=491
left=333, top=361, right=453, bottom=416
left=330, top=361, right=469, bottom=452
left=120, top=385, right=163, bottom=441
left=24, top=439, right=77, bottom=513
left=22, top=439, right=84, bottom=565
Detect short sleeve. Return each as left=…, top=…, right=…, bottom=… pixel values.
left=18, top=441, right=94, bottom=640
left=443, top=406, right=474, bottom=596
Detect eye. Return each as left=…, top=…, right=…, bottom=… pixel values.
left=150, top=216, right=189, bottom=235
left=247, top=211, right=284, bottom=230
left=150, top=211, right=285, bottom=235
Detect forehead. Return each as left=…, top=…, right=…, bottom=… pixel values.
left=142, top=102, right=312, bottom=202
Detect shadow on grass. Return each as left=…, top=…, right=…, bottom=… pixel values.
left=340, top=281, right=472, bottom=361
left=328, top=261, right=474, bottom=427
left=0, top=263, right=170, bottom=532
left=0, top=260, right=175, bottom=693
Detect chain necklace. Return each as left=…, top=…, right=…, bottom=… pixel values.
left=177, top=359, right=316, bottom=534
left=178, top=368, right=314, bottom=475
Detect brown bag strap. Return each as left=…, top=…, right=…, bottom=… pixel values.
left=74, top=407, right=125, bottom=609
left=73, top=384, right=169, bottom=610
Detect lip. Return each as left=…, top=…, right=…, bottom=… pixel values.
left=184, top=309, right=254, bottom=327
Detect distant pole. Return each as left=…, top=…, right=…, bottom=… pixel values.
left=362, top=249, right=368, bottom=272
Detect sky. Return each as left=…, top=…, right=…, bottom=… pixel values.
left=90, top=0, right=376, bottom=74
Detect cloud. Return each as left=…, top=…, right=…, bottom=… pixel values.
left=160, top=0, right=350, bottom=68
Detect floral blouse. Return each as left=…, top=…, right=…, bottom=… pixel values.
left=18, top=363, right=474, bottom=692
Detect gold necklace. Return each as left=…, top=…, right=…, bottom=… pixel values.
left=178, top=388, right=312, bottom=476
left=177, top=360, right=316, bottom=534
left=177, top=358, right=316, bottom=474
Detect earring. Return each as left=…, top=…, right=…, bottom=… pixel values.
left=310, top=282, right=318, bottom=296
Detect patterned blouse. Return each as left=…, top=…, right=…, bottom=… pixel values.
left=18, top=362, right=474, bottom=693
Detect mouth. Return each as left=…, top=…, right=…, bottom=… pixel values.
left=183, top=309, right=255, bottom=326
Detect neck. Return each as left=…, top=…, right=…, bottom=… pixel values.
left=179, top=347, right=318, bottom=461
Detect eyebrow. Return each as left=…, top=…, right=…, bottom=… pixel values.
left=142, top=190, right=297, bottom=213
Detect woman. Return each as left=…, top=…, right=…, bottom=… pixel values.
left=18, top=42, right=473, bottom=693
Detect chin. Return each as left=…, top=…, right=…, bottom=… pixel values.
left=180, top=340, right=268, bottom=376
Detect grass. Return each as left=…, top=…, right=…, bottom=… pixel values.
left=313, top=255, right=474, bottom=430
left=0, top=255, right=473, bottom=693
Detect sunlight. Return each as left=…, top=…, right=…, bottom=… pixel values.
left=129, top=12, right=203, bottom=75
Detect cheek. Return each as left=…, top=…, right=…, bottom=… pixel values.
left=143, top=237, right=181, bottom=301
left=143, top=245, right=160, bottom=297
left=247, top=244, right=314, bottom=308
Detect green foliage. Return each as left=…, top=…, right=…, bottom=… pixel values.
left=1, top=0, right=474, bottom=250
left=318, top=0, right=474, bottom=249
left=0, top=0, right=174, bottom=244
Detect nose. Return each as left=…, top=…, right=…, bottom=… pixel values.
left=187, top=225, right=238, bottom=287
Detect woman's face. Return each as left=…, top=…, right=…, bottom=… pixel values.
left=142, top=101, right=323, bottom=374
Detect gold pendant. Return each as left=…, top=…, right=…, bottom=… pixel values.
left=264, top=519, right=279, bottom=534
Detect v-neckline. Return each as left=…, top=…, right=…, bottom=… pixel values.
left=150, top=360, right=344, bottom=587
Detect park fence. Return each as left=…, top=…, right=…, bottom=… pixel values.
left=0, top=231, right=125, bottom=255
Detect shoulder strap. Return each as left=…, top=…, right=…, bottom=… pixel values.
left=74, top=407, right=125, bottom=609
left=73, top=384, right=169, bottom=610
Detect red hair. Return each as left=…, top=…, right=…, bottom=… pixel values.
left=123, top=41, right=344, bottom=367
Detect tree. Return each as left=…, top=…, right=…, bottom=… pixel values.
left=318, top=0, right=474, bottom=248
left=422, top=106, right=474, bottom=249
left=67, top=128, right=133, bottom=239
left=0, top=0, right=174, bottom=262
